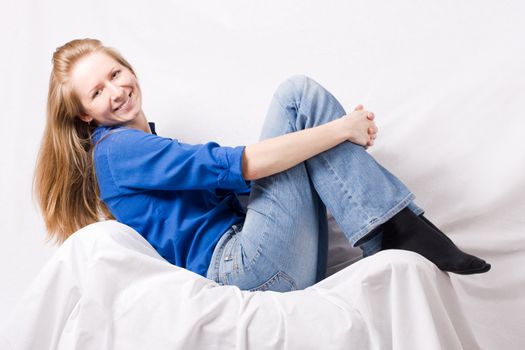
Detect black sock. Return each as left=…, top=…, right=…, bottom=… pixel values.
left=418, top=214, right=456, bottom=246
left=381, top=208, right=490, bottom=274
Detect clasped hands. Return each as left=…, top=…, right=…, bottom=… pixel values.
left=343, top=104, right=378, bottom=149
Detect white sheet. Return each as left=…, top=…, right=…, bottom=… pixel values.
left=1, top=220, right=483, bottom=349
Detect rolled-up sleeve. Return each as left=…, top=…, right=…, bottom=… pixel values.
left=99, top=128, right=250, bottom=193
left=222, top=144, right=250, bottom=190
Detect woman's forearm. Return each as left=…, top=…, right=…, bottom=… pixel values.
left=242, top=118, right=349, bottom=181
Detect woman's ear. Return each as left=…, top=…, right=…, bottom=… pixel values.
left=78, top=114, right=93, bottom=124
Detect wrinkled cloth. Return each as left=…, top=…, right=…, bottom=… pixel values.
left=1, top=221, right=480, bottom=350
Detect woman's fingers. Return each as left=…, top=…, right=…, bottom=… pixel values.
left=349, top=105, right=377, bottom=149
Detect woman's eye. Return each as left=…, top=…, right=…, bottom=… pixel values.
left=92, top=70, right=121, bottom=99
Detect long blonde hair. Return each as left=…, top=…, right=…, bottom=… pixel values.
left=34, top=38, right=137, bottom=244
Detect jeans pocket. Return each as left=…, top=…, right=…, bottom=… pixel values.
left=249, top=271, right=297, bottom=292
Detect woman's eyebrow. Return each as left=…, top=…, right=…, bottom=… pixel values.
left=88, top=66, right=118, bottom=95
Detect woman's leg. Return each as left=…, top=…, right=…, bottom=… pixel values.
left=206, top=75, right=479, bottom=292
left=252, top=75, right=424, bottom=246
left=261, top=76, right=488, bottom=275
left=208, top=75, right=424, bottom=291
left=208, top=75, right=421, bottom=291
left=207, top=160, right=328, bottom=291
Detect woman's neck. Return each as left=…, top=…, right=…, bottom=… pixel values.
left=126, top=110, right=151, bottom=133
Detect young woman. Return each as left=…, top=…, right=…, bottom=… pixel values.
left=34, top=38, right=490, bottom=292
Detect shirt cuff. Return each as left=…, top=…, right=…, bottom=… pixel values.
left=221, top=145, right=251, bottom=191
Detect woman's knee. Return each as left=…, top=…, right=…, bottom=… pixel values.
left=283, top=74, right=309, bottom=89
left=275, top=74, right=330, bottom=109
left=274, top=74, right=309, bottom=105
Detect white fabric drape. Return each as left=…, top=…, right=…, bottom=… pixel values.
left=1, top=221, right=482, bottom=349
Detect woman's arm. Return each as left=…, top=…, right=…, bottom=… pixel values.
left=242, top=108, right=377, bottom=181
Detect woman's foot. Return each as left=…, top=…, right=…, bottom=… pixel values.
left=380, top=208, right=491, bottom=275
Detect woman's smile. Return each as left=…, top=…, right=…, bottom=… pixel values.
left=114, top=91, right=133, bottom=112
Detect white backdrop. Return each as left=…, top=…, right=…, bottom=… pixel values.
left=1, top=1, right=524, bottom=348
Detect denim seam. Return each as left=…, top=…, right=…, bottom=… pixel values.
left=272, top=79, right=304, bottom=133
left=221, top=235, right=239, bottom=284
left=211, top=237, right=226, bottom=282
left=207, top=228, right=234, bottom=283
left=231, top=225, right=243, bottom=272
left=228, top=227, right=243, bottom=272
left=230, top=215, right=265, bottom=275
left=249, top=271, right=297, bottom=292
left=361, top=234, right=383, bottom=257
left=289, top=75, right=308, bottom=120
left=317, top=150, right=370, bottom=223
left=295, top=77, right=318, bottom=129
left=350, top=192, right=415, bottom=246
left=277, top=100, right=299, bottom=133
left=234, top=177, right=276, bottom=274
left=243, top=222, right=269, bottom=273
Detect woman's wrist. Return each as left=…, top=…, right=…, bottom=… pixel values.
left=327, top=117, right=353, bottom=144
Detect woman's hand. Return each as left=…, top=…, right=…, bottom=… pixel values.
left=341, top=104, right=378, bottom=149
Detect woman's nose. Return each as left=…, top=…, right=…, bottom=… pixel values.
left=108, top=83, right=126, bottom=101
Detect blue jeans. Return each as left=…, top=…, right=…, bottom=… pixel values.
left=206, top=75, right=424, bottom=292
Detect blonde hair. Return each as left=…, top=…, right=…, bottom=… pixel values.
left=34, top=38, right=137, bottom=243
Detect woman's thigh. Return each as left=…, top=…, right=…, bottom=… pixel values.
left=208, top=162, right=326, bottom=292
left=243, top=162, right=326, bottom=288
left=207, top=75, right=332, bottom=291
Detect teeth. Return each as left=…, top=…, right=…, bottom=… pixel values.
left=115, top=92, right=132, bottom=111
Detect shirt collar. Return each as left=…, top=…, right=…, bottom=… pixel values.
left=149, top=122, right=157, bottom=135
left=91, top=121, right=157, bottom=144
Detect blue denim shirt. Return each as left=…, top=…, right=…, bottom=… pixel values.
left=92, top=122, right=251, bottom=277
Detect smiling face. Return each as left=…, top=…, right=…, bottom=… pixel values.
left=70, top=51, right=146, bottom=129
